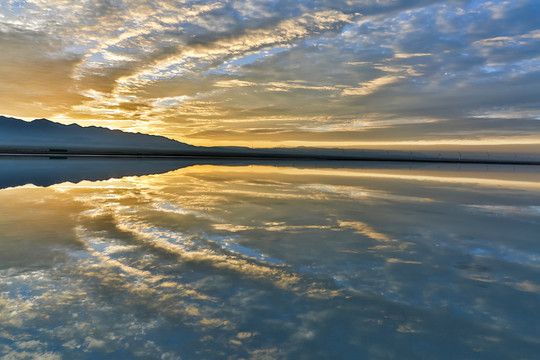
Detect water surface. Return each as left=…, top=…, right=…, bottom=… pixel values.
left=1, top=160, right=540, bottom=359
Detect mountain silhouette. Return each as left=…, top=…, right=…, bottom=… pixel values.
left=1, top=115, right=538, bottom=164
left=0, top=115, right=195, bottom=153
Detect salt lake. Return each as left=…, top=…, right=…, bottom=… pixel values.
left=1, top=158, right=539, bottom=359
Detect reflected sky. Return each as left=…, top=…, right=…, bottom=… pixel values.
left=1, top=162, right=540, bottom=359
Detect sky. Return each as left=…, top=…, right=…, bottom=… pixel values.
left=0, top=0, right=539, bottom=150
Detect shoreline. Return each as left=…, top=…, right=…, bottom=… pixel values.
left=1, top=151, right=540, bottom=166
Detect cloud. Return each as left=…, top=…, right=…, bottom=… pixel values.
left=341, top=75, right=403, bottom=96
left=0, top=0, right=539, bottom=149
left=0, top=25, right=85, bottom=118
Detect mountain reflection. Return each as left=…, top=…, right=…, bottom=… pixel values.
left=1, top=162, right=540, bottom=359
left=0, top=156, right=227, bottom=189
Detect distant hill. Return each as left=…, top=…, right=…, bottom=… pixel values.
left=0, top=115, right=195, bottom=154
left=1, top=115, right=539, bottom=164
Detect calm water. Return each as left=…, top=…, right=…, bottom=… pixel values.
left=1, top=159, right=540, bottom=359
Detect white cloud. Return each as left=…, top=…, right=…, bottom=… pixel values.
left=341, top=75, right=402, bottom=96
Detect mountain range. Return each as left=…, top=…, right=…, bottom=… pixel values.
left=0, top=115, right=195, bottom=154
left=1, top=115, right=539, bottom=164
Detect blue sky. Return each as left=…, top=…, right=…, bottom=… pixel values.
left=0, top=0, right=539, bottom=149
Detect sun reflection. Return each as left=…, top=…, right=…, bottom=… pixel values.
left=180, top=164, right=540, bottom=189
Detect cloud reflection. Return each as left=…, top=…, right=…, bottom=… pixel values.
left=1, top=163, right=540, bottom=358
